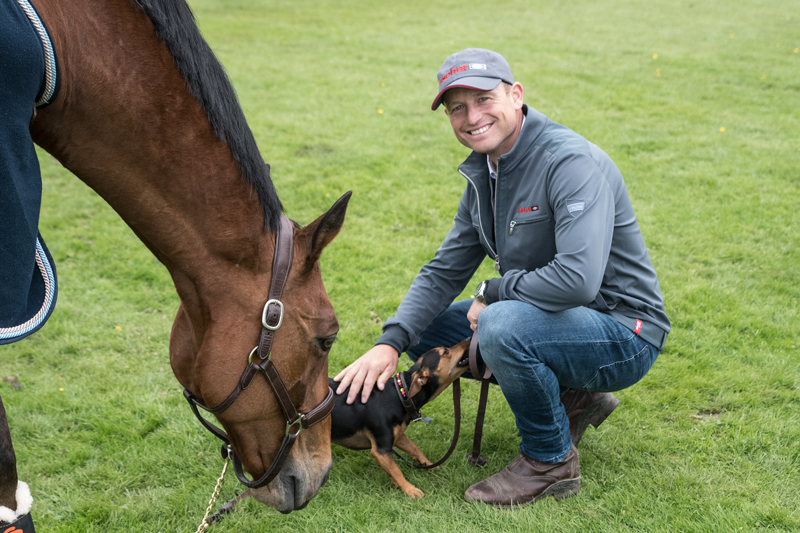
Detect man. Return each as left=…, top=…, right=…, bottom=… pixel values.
left=334, top=48, right=669, bottom=506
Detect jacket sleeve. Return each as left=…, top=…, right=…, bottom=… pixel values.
left=377, top=187, right=486, bottom=353
left=497, top=153, right=614, bottom=311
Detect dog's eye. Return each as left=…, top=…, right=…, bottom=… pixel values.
left=444, top=348, right=450, bottom=355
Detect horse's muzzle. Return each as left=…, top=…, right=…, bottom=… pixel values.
left=249, top=457, right=333, bottom=513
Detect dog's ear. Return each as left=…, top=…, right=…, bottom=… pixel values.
left=409, top=367, right=431, bottom=397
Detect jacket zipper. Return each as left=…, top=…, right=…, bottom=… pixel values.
left=509, top=215, right=548, bottom=235
left=459, top=169, right=500, bottom=271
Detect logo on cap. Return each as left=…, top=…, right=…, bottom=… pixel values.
left=440, top=64, right=469, bottom=83
left=469, top=63, right=487, bottom=70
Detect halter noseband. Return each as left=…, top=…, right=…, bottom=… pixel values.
left=183, top=214, right=335, bottom=488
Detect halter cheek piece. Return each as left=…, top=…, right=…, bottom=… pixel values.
left=183, top=215, right=335, bottom=489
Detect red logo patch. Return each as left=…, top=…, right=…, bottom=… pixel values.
left=440, top=64, right=469, bottom=83
left=517, top=206, right=539, bottom=214
left=634, top=319, right=643, bottom=335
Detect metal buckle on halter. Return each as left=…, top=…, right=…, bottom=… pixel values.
left=247, top=346, right=260, bottom=364
left=221, top=444, right=233, bottom=460
left=261, top=299, right=284, bottom=331
left=287, top=414, right=305, bottom=436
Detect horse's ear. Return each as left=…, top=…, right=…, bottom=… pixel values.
left=300, top=191, right=352, bottom=270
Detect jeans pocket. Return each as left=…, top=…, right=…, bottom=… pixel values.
left=582, top=342, right=658, bottom=392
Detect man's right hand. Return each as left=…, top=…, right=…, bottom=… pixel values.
left=333, top=344, right=399, bottom=404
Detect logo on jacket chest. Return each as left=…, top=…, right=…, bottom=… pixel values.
left=517, top=205, right=539, bottom=214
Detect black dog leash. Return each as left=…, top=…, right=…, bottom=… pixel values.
left=466, top=333, right=491, bottom=467
left=392, top=373, right=462, bottom=470
left=391, top=334, right=490, bottom=470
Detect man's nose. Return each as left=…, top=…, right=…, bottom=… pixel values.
left=466, top=105, right=482, bottom=126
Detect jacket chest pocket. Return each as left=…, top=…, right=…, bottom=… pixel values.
left=504, top=213, right=556, bottom=271
left=508, top=214, right=549, bottom=235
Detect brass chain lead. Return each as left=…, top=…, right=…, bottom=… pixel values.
left=194, top=452, right=230, bottom=533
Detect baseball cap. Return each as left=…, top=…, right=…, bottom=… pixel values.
left=431, top=48, right=514, bottom=111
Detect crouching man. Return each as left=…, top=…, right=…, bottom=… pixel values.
left=335, top=48, right=670, bottom=506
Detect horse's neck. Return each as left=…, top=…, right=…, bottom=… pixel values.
left=29, top=0, right=271, bottom=309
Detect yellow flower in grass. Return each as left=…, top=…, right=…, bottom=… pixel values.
left=795, top=48, right=799, bottom=54
left=378, top=109, right=384, bottom=114
left=729, top=34, right=735, bottom=39
left=59, top=388, right=64, bottom=392
left=652, top=53, right=658, bottom=60
left=115, top=325, right=122, bottom=331
left=719, top=127, right=726, bottom=132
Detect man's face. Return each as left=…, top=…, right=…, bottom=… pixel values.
left=443, top=82, right=524, bottom=162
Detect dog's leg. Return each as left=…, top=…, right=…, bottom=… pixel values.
left=394, top=434, right=437, bottom=469
left=369, top=444, right=424, bottom=499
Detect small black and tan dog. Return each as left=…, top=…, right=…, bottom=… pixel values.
left=329, top=339, right=471, bottom=499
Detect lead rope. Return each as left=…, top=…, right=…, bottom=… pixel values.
left=194, top=448, right=231, bottom=533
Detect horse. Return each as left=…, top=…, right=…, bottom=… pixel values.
left=0, top=0, right=348, bottom=518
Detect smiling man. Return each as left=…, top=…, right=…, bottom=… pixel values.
left=335, top=48, right=670, bottom=506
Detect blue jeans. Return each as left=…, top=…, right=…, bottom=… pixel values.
left=406, top=299, right=659, bottom=463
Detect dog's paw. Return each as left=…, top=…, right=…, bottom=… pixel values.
left=404, top=485, right=425, bottom=499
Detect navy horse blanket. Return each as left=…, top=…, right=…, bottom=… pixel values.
left=0, top=0, right=59, bottom=346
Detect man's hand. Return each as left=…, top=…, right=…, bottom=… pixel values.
left=467, top=299, right=487, bottom=331
left=333, top=344, right=399, bottom=404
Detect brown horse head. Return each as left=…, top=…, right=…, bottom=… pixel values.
left=170, top=192, right=350, bottom=512
left=27, top=0, right=348, bottom=513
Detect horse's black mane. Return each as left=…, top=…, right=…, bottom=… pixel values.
left=132, top=0, right=282, bottom=231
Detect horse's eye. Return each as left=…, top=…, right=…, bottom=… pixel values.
left=319, top=334, right=338, bottom=352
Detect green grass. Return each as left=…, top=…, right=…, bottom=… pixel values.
left=2, top=0, right=799, bottom=531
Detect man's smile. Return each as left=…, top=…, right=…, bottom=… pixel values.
left=469, top=124, right=493, bottom=136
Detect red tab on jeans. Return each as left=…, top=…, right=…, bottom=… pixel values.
left=634, top=319, right=643, bottom=335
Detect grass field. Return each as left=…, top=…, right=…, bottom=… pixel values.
left=2, top=0, right=799, bottom=531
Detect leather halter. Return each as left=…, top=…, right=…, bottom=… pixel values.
left=183, top=214, right=335, bottom=488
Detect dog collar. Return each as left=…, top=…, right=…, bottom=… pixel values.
left=393, top=372, right=422, bottom=422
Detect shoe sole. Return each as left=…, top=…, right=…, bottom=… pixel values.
left=537, top=477, right=581, bottom=502
left=465, top=477, right=581, bottom=508
left=571, top=394, right=619, bottom=446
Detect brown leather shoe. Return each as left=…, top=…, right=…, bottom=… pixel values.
left=464, top=445, right=580, bottom=507
left=561, top=389, right=619, bottom=445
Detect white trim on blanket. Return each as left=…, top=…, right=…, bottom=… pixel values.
left=0, top=239, right=55, bottom=341
left=15, top=0, right=57, bottom=107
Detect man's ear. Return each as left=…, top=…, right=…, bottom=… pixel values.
left=511, top=81, right=524, bottom=110
left=409, top=368, right=431, bottom=397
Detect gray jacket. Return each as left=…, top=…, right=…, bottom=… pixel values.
left=378, top=105, right=670, bottom=353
